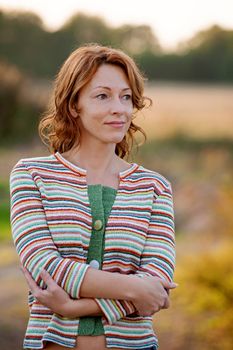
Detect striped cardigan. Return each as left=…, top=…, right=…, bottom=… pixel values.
left=10, top=152, right=176, bottom=349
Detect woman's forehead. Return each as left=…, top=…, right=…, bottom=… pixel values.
left=88, top=64, right=131, bottom=90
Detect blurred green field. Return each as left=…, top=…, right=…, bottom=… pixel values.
left=0, top=181, right=10, bottom=241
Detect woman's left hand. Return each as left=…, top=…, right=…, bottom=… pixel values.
left=22, top=266, right=75, bottom=317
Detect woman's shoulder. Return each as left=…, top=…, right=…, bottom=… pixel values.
left=11, top=154, right=56, bottom=172
left=136, top=163, right=172, bottom=192
left=120, top=158, right=170, bottom=186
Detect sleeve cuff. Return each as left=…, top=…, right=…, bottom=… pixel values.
left=95, top=298, right=136, bottom=324
left=66, top=261, right=90, bottom=298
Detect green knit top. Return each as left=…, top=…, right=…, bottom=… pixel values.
left=78, top=184, right=117, bottom=335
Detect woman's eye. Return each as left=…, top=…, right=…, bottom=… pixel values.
left=96, top=93, right=108, bottom=100
left=122, top=94, right=132, bottom=101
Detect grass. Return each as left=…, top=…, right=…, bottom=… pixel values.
left=139, top=133, right=233, bottom=152
left=0, top=181, right=11, bottom=241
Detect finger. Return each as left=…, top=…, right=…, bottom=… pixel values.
left=40, top=269, right=57, bottom=289
left=162, top=298, right=170, bottom=309
left=161, top=279, right=178, bottom=289
left=22, top=267, right=40, bottom=294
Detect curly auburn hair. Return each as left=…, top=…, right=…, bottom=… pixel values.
left=39, top=44, right=151, bottom=158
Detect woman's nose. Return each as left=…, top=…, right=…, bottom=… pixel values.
left=110, top=97, right=125, bottom=114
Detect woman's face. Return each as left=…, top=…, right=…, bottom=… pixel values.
left=75, top=64, right=133, bottom=147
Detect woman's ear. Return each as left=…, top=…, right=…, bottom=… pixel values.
left=69, top=104, right=79, bottom=118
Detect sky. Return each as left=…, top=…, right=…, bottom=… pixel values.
left=0, top=0, right=233, bottom=51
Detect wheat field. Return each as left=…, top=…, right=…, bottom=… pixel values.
left=136, top=82, right=233, bottom=140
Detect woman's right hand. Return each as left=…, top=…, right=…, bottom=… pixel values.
left=131, top=275, right=177, bottom=316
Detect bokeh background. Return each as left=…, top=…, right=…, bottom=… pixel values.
left=0, top=1, right=233, bottom=349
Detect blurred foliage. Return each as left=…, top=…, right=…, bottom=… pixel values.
left=178, top=25, right=233, bottom=82
left=0, top=10, right=161, bottom=78
left=137, top=25, right=233, bottom=82
left=0, top=181, right=10, bottom=241
left=0, top=62, right=42, bottom=144
left=173, top=237, right=233, bottom=350
left=0, top=10, right=232, bottom=81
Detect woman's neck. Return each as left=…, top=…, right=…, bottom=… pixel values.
left=62, top=144, right=119, bottom=176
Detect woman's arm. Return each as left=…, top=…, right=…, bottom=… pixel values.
left=22, top=267, right=172, bottom=318
left=23, top=267, right=103, bottom=318
left=132, top=182, right=176, bottom=314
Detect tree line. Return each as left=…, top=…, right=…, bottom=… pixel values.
left=0, top=10, right=233, bottom=82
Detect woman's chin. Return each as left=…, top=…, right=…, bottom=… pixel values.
left=100, top=133, right=126, bottom=144
left=108, top=136, right=125, bottom=144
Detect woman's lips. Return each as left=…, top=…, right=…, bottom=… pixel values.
left=105, top=122, right=125, bottom=128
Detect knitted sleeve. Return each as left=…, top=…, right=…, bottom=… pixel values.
left=10, top=161, right=90, bottom=299
left=135, top=182, right=176, bottom=281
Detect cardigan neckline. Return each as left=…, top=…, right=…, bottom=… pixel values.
left=54, top=151, right=139, bottom=179
left=88, top=183, right=117, bottom=192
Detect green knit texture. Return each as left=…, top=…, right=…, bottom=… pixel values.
left=78, top=184, right=117, bottom=335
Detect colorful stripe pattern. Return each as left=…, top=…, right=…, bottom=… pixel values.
left=10, top=152, right=175, bottom=349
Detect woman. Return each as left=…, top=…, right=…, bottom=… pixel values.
left=10, top=44, right=177, bottom=350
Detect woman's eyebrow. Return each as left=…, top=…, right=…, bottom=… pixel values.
left=93, top=86, right=131, bottom=91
